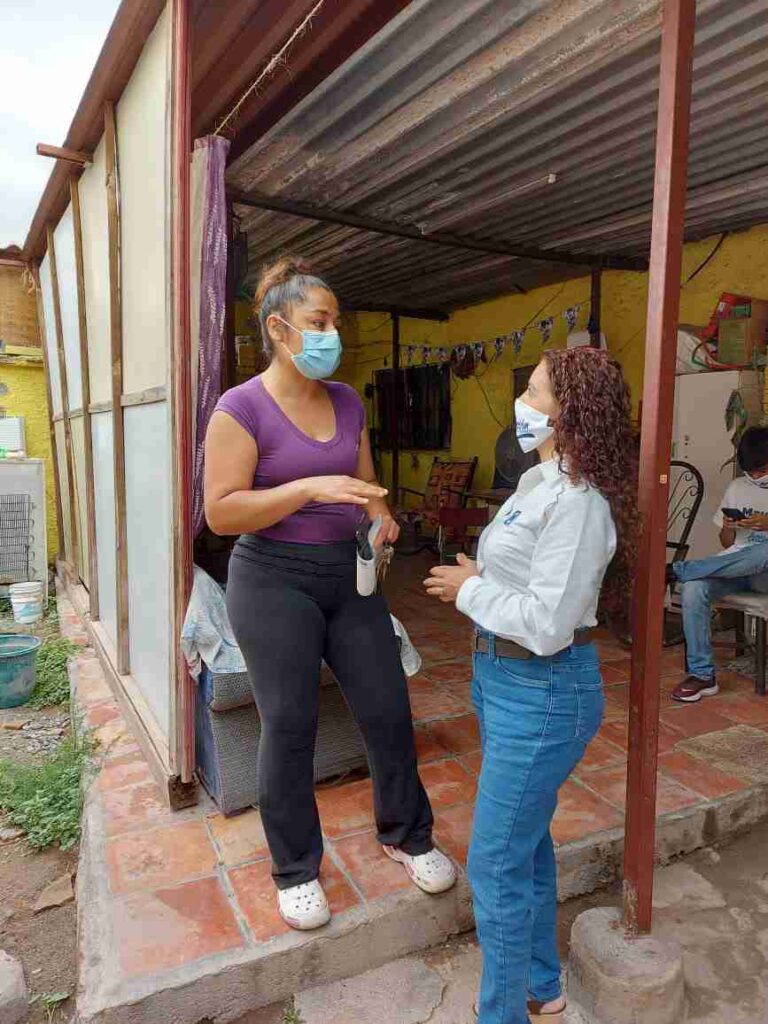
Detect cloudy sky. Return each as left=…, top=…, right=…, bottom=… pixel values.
left=1, top=0, right=120, bottom=249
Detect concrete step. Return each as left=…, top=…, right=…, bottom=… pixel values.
left=240, top=938, right=592, bottom=1024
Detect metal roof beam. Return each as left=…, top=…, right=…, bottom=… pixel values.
left=345, top=304, right=449, bottom=322
left=229, top=189, right=649, bottom=273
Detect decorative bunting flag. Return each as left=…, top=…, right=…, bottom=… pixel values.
left=389, top=300, right=588, bottom=368
left=539, top=318, right=554, bottom=343
left=563, top=306, right=579, bottom=331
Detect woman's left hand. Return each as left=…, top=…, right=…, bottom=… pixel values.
left=423, top=554, right=479, bottom=603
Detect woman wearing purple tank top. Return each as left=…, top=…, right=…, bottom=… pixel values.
left=204, top=256, right=455, bottom=931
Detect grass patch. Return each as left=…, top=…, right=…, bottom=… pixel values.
left=282, top=1008, right=304, bottom=1024
left=28, top=637, right=79, bottom=708
left=0, top=729, right=94, bottom=850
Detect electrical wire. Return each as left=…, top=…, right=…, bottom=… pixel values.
left=690, top=338, right=751, bottom=372
left=473, top=370, right=507, bottom=429
left=683, top=233, right=728, bottom=285
left=357, top=315, right=393, bottom=333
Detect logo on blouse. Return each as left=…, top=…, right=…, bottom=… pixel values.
left=503, top=510, right=521, bottom=526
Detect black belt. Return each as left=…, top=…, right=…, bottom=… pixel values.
left=473, top=629, right=595, bottom=660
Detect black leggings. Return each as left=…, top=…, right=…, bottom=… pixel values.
left=226, top=535, right=434, bottom=888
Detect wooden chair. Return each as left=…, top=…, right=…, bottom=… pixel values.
left=436, top=505, right=490, bottom=564
left=397, top=456, right=478, bottom=554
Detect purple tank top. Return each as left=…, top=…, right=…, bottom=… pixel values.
left=214, top=377, right=367, bottom=544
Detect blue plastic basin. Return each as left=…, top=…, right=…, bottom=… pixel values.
left=0, top=634, right=42, bottom=709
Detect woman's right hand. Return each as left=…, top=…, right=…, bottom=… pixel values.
left=306, top=476, right=388, bottom=506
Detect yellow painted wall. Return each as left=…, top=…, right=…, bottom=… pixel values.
left=235, top=299, right=258, bottom=336
left=337, top=223, right=768, bottom=496
left=1, top=362, right=59, bottom=558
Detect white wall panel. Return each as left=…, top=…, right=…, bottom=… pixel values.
left=124, top=401, right=171, bottom=735
left=92, top=411, right=117, bottom=647
left=52, top=208, right=83, bottom=412
left=53, top=419, right=73, bottom=562
left=39, top=257, right=62, bottom=416
left=118, top=5, right=171, bottom=395
left=78, top=139, right=111, bottom=405
left=70, top=415, right=89, bottom=587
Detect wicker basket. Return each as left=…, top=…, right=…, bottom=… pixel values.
left=195, top=662, right=369, bottom=816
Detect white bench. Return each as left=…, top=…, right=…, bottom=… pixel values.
left=713, top=592, right=768, bottom=696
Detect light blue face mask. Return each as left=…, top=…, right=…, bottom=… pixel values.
left=275, top=315, right=342, bottom=380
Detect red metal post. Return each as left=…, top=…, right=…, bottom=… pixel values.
left=171, top=0, right=195, bottom=784
left=622, top=0, right=696, bottom=935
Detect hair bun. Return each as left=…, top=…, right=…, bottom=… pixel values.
left=255, top=255, right=316, bottom=311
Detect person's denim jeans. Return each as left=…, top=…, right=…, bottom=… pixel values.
left=673, top=543, right=768, bottom=680
left=468, top=634, right=604, bottom=1024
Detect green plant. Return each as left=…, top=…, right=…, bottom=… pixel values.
left=0, top=731, right=94, bottom=850
left=29, top=991, right=70, bottom=1023
left=29, top=638, right=79, bottom=708
left=282, top=1005, right=304, bottom=1024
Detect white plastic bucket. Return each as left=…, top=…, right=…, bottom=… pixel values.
left=9, top=581, right=44, bottom=625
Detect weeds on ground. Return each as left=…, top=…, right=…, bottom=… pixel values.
left=28, top=637, right=79, bottom=708
left=29, top=991, right=70, bottom=1024
left=282, top=1005, right=304, bottom=1024
left=0, top=728, right=95, bottom=849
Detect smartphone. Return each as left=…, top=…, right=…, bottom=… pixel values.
left=722, top=507, right=747, bottom=522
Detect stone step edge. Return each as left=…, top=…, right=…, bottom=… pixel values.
left=75, top=778, right=768, bottom=1023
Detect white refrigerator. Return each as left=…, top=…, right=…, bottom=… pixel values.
left=672, top=369, right=763, bottom=562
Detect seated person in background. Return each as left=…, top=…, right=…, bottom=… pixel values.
left=669, top=426, right=768, bottom=703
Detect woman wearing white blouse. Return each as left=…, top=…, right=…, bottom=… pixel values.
left=426, top=348, right=638, bottom=1024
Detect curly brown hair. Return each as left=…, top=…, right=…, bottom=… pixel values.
left=544, top=347, right=639, bottom=627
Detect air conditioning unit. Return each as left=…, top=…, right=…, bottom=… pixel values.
left=0, top=416, right=26, bottom=455
left=0, top=458, right=47, bottom=598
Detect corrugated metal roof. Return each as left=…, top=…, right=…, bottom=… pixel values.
left=23, top=0, right=409, bottom=263
left=228, top=0, right=768, bottom=311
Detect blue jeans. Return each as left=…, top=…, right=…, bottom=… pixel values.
left=673, top=543, right=768, bottom=680
left=468, top=635, right=604, bottom=1024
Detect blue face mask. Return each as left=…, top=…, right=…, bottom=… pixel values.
left=275, top=316, right=342, bottom=380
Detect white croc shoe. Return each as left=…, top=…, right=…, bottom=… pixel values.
left=277, top=879, right=331, bottom=931
left=383, top=845, right=457, bottom=894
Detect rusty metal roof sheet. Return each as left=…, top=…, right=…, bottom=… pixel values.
left=228, top=0, right=768, bottom=311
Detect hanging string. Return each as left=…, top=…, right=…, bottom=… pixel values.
left=215, top=0, right=327, bottom=138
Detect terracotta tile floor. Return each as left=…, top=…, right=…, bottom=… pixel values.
left=63, top=554, right=768, bottom=987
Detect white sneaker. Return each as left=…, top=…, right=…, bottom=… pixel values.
left=383, top=845, right=457, bottom=894
left=277, top=879, right=331, bottom=931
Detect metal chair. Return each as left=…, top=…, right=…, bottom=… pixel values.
left=666, top=460, right=705, bottom=566
left=665, top=461, right=767, bottom=692
left=661, top=461, right=704, bottom=647
left=711, top=591, right=768, bottom=695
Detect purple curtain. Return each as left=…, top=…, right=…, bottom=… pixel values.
left=193, top=135, right=230, bottom=537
